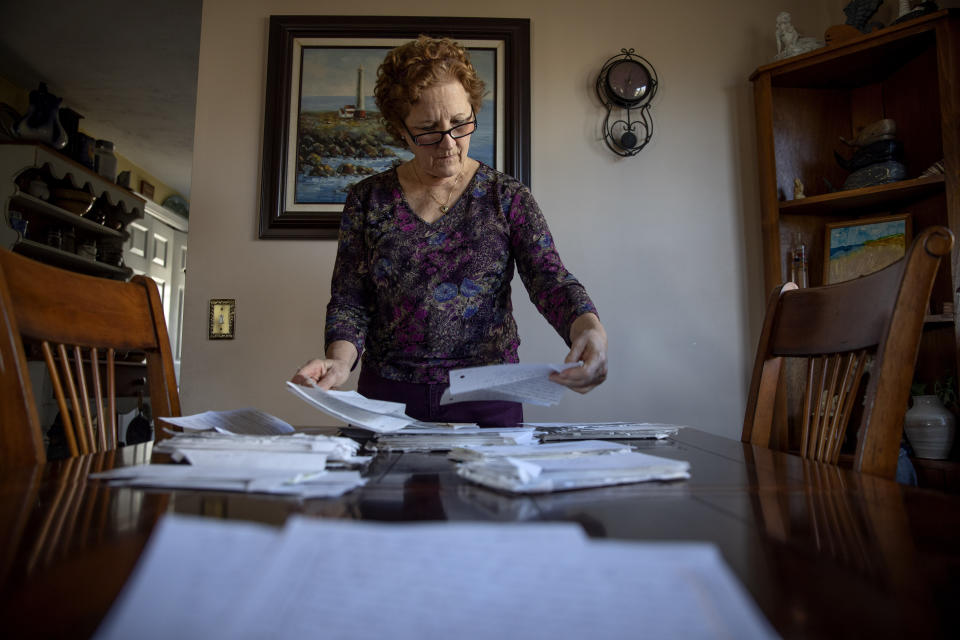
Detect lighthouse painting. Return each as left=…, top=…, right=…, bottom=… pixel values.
left=294, top=45, right=496, bottom=206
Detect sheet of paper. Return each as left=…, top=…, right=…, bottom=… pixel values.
left=94, top=515, right=281, bottom=640
left=95, top=514, right=773, bottom=639
left=89, top=464, right=366, bottom=498
left=440, top=362, right=580, bottom=407
left=90, top=463, right=320, bottom=483
left=286, top=381, right=413, bottom=432
left=157, top=408, right=295, bottom=435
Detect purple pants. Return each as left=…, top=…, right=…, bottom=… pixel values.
left=358, top=368, right=523, bottom=427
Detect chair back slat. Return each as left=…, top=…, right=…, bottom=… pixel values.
left=71, top=345, right=98, bottom=452
left=743, top=226, right=954, bottom=479
left=0, top=248, right=180, bottom=467
left=57, top=343, right=91, bottom=455
left=40, top=342, right=79, bottom=457
left=89, top=348, right=106, bottom=451
left=106, top=348, right=117, bottom=449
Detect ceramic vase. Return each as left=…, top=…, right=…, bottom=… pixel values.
left=904, top=395, right=956, bottom=459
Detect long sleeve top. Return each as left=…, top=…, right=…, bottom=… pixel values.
left=325, top=162, right=597, bottom=384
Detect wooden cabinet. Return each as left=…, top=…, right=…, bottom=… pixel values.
left=750, top=9, right=960, bottom=395
left=0, top=141, right=145, bottom=280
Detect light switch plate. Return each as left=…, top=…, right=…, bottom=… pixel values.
left=209, top=299, right=236, bottom=339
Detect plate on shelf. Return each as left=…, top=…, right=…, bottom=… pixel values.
left=162, top=195, right=189, bottom=217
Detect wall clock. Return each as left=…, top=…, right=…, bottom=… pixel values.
left=596, top=49, right=658, bottom=156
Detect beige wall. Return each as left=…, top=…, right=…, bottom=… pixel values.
left=182, top=0, right=835, bottom=437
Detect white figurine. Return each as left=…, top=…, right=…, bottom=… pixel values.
left=793, top=178, right=807, bottom=200
left=775, top=12, right=824, bottom=60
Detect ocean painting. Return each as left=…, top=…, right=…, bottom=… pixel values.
left=294, top=46, right=497, bottom=205
left=825, top=215, right=910, bottom=284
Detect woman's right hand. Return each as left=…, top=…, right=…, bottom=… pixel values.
left=291, top=341, right=357, bottom=390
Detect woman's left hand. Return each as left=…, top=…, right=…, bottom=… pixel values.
left=549, top=313, right=608, bottom=393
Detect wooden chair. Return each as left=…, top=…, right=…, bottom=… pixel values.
left=0, top=249, right=180, bottom=467
left=742, top=225, right=954, bottom=480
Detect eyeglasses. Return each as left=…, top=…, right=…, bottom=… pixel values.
left=401, top=111, right=477, bottom=146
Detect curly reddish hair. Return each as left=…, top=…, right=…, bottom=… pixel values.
left=374, top=36, right=485, bottom=145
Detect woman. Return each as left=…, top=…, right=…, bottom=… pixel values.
left=293, top=36, right=607, bottom=426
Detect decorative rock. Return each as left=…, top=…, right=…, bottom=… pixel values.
left=844, top=0, right=884, bottom=33
left=840, top=118, right=896, bottom=148
left=842, top=160, right=907, bottom=190
left=835, top=139, right=903, bottom=172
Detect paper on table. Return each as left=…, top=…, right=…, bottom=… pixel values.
left=157, top=408, right=295, bottom=435
left=371, top=426, right=539, bottom=452
left=447, top=439, right=632, bottom=461
left=94, top=515, right=281, bottom=640
left=153, top=432, right=360, bottom=460
left=96, top=514, right=775, bottom=639
left=285, top=381, right=413, bottom=432
left=89, top=464, right=365, bottom=498
left=171, top=449, right=329, bottom=473
left=529, top=422, right=682, bottom=440
left=456, top=450, right=691, bottom=493
left=440, top=362, right=581, bottom=407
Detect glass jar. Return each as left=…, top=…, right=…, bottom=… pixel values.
left=790, top=233, right=809, bottom=288
left=46, top=227, right=62, bottom=250
left=9, top=210, right=28, bottom=238
left=94, top=139, right=118, bottom=182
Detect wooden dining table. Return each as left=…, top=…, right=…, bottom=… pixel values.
left=2, top=427, right=959, bottom=639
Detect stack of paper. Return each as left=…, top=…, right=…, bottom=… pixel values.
left=157, top=406, right=368, bottom=467
left=153, top=432, right=365, bottom=465
left=456, top=450, right=691, bottom=493
left=370, top=425, right=539, bottom=452
left=531, top=422, right=682, bottom=441
left=448, top=439, right=632, bottom=462
left=95, top=514, right=776, bottom=639
left=90, top=409, right=369, bottom=498
left=286, top=381, right=413, bottom=432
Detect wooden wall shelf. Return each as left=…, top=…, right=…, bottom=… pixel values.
left=779, top=175, right=945, bottom=216
left=1, top=142, right=144, bottom=281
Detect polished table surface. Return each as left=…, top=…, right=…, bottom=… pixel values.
left=2, top=428, right=960, bottom=638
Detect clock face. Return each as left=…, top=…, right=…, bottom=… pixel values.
left=606, top=59, right=651, bottom=105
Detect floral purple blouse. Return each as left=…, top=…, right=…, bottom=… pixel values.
left=325, top=162, right=597, bottom=384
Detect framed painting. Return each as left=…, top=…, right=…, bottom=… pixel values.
left=258, top=16, right=531, bottom=239
left=823, top=213, right=912, bottom=284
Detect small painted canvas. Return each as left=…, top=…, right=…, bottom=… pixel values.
left=824, top=214, right=912, bottom=284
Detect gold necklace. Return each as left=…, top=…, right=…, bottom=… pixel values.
left=412, top=161, right=463, bottom=214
